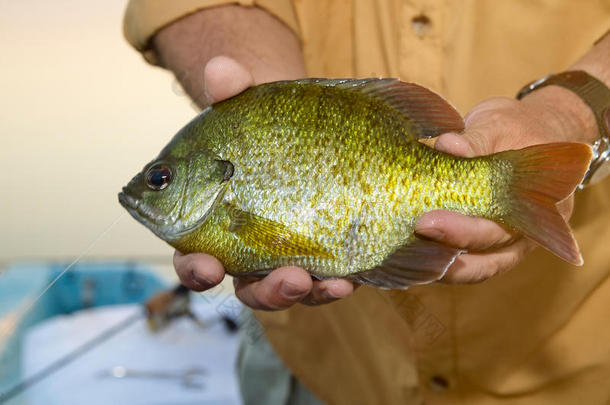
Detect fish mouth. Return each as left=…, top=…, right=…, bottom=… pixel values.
left=118, top=190, right=139, bottom=212
left=118, top=189, right=177, bottom=240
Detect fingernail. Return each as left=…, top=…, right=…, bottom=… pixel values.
left=416, top=227, right=444, bottom=241
left=435, top=134, right=475, bottom=157
left=192, top=271, right=214, bottom=288
left=321, top=287, right=339, bottom=300
left=280, top=281, right=307, bottom=299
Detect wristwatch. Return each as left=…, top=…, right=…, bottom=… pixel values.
left=516, top=70, right=610, bottom=189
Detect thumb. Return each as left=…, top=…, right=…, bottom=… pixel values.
left=436, top=96, right=532, bottom=157
left=433, top=115, right=498, bottom=157
left=432, top=132, right=476, bottom=157
left=203, top=55, right=255, bottom=105
left=433, top=97, right=522, bottom=157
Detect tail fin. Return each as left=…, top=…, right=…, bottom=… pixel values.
left=497, top=143, right=592, bottom=265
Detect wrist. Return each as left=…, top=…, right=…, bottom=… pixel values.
left=519, top=85, right=599, bottom=145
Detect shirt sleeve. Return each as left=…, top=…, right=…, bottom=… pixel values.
left=123, top=0, right=300, bottom=65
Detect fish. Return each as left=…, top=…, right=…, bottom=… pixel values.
left=119, top=78, right=592, bottom=289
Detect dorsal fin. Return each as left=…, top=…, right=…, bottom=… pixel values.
left=289, top=78, right=465, bottom=138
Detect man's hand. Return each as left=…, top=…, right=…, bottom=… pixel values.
left=415, top=87, right=599, bottom=283
left=172, top=56, right=356, bottom=310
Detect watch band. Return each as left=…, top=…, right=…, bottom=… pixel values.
left=516, top=70, right=610, bottom=188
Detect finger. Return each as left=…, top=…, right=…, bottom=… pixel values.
left=415, top=210, right=518, bottom=251
left=441, top=238, right=536, bottom=283
left=173, top=250, right=225, bottom=291
left=203, top=55, right=255, bottom=104
left=301, top=279, right=355, bottom=306
left=233, top=266, right=312, bottom=311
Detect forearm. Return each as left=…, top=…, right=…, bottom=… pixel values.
left=153, top=5, right=306, bottom=108
left=572, top=29, right=610, bottom=87
left=519, top=31, right=610, bottom=145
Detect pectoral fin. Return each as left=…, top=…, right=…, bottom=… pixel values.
left=348, top=238, right=463, bottom=289
left=227, top=206, right=334, bottom=259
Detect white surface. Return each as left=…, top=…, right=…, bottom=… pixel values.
left=21, top=297, right=243, bottom=405
left=1, top=0, right=196, bottom=260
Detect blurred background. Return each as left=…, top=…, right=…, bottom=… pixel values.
left=1, top=1, right=243, bottom=404
left=2, top=0, right=195, bottom=262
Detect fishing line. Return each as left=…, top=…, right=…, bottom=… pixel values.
left=0, top=212, right=126, bottom=341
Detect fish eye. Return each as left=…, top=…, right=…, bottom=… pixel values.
left=145, top=164, right=172, bottom=191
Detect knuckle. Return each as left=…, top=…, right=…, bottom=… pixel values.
left=465, top=265, right=490, bottom=284
left=496, top=249, right=524, bottom=275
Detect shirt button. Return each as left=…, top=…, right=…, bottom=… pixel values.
left=411, top=14, right=431, bottom=38
left=427, top=375, right=450, bottom=393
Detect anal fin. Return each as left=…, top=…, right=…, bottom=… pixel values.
left=348, top=238, right=463, bottom=289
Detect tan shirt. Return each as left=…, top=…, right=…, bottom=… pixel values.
left=124, top=1, right=610, bottom=404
